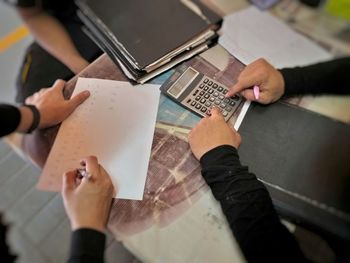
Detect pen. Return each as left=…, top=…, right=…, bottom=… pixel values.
left=253, top=85, right=260, bottom=100
left=77, top=168, right=91, bottom=180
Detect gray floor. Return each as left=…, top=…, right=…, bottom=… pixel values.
left=0, top=5, right=139, bottom=263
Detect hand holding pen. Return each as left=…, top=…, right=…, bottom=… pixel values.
left=225, top=58, right=285, bottom=104
left=62, top=156, right=116, bottom=232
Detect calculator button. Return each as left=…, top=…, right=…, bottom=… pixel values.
left=191, top=101, right=196, bottom=106
left=218, top=86, right=223, bottom=92
left=199, top=84, right=204, bottom=89
left=205, top=102, right=211, bottom=107
left=215, top=100, right=220, bottom=105
left=195, top=104, right=201, bottom=109
left=220, top=103, right=226, bottom=108
left=204, top=94, right=210, bottom=99
left=218, top=95, right=224, bottom=100
left=208, top=89, right=214, bottom=94
left=223, top=89, right=228, bottom=95
left=193, top=90, right=198, bottom=96
left=232, top=95, right=240, bottom=101
left=222, top=111, right=228, bottom=117
left=204, top=78, right=209, bottom=83
left=195, top=96, right=201, bottom=101
left=209, top=97, right=215, bottom=102
left=226, top=106, right=233, bottom=112
left=203, top=86, right=208, bottom=91
left=201, top=106, right=207, bottom=113
left=213, top=83, right=218, bottom=89
left=199, top=91, right=205, bottom=96
left=208, top=81, right=213, bottom=86
left=224, top=98, right=230, bottom=103
left=200, top=98, right=206, bottom=104
left=213, top=92, right=219, bottom=97
left=229, top=101, right=236, bottom=106
left=187, top=99, right=191, bottom=103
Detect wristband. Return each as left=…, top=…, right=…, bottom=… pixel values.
left=23, top=104, right=41, bottom=133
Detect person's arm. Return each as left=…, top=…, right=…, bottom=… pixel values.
left=62, top=156, right=116, bottom=263
left=226, top=57, right=350, bottom=104
left=200, top=146, right=309, bottom=262
left=280, top=57, right=350, bottom=96
left=0, top=104, right=30, bottom=137
left=17, top=7, right=89, bottom=74
left=0, top=79, right=89, bottom=138
left=188, top=108, right=309, bottom=263
left=68, top=229, right=106, bottom=263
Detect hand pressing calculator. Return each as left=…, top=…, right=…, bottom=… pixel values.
left=161, top=67, right=242, bottom=121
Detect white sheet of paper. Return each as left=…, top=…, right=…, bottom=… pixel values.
left=219, top=6, right=332, bottom=68
left=38, top=78, right=161, bottom=200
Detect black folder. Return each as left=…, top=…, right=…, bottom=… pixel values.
left=76, top=0, right=221, bottom=82
left=238, top=101, right=350, bottom=241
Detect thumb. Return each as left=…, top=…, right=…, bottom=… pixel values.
left=68, top=90, right=90, bottom=110
left=62, top=170, right=78, bottom=193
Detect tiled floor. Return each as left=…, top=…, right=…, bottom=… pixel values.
left=0, top=5, right=139, bottom=263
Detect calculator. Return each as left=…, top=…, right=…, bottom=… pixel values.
left=161, top=67, right=242, bottom=121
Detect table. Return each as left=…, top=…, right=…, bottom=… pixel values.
left=19, top=1, right=350, bottom=262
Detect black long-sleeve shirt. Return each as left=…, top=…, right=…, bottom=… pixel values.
left=0, top=105, right=21, bottom=137
left=201, top=146, right=310, bottom=262
left=68, top=229, right=106, bottom=263
left=280, top=57, right=350, bottom=96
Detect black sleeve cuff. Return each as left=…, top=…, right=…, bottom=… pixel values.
left=0, top=104, right=21, bottom=137
left=200, top=145, right=241, bottom=169
left=279, top=67, right=305, bottom=96
left=68, top=228, right=106, bottom=263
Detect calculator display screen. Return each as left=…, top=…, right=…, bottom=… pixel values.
left=168, top=68, right=197, bottom=98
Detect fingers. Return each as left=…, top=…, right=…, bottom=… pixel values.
left=68, top=90, right=90, bottom=110
left=25, top=96, right=33, bottom=104
left=226, top=73, right=261, bottom=98
left=63, top=170, right=78, bottom=192
left=226, top=58, right=271, bottom=98
left=99, top=165, right=117, bottom=196
left=240, top=89, right=257, bottom=101
left=209, top=107, right=224, bottom=120
left=52, top=79, right=66, bottom=92
left=81, top=156, right=99, bottom=180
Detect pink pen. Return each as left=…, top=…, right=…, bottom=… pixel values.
left=253, top=85, right=260, bottom=100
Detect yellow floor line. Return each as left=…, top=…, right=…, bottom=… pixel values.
left=0, top=25, right=29, bottom=53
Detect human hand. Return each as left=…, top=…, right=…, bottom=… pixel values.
left=188, top=107, right=241, bottom=160
left=25, top=79, right=90, bottom=129
left=62, top=156, right=116, bottom=232
left=226, top=58, right=285, bottom=104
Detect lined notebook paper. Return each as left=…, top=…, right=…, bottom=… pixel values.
left=38, top=78, right=161, bottom=200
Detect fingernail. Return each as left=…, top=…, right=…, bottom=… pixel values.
left=84, top=91, right=90, bottom=96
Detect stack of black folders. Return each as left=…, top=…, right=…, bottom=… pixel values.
left=76, top=0, right=222, bottom=83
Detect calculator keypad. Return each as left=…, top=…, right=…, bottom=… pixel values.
left=183, top=77, right=242, bottom=121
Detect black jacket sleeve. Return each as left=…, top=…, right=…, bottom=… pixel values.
left=0, top=104, right=21, bottom=138
left=280, top=57, right=350, bottom=96
left=200, top=145, right=310, bottom=263
left=68, top=228, right=106, bottom=263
